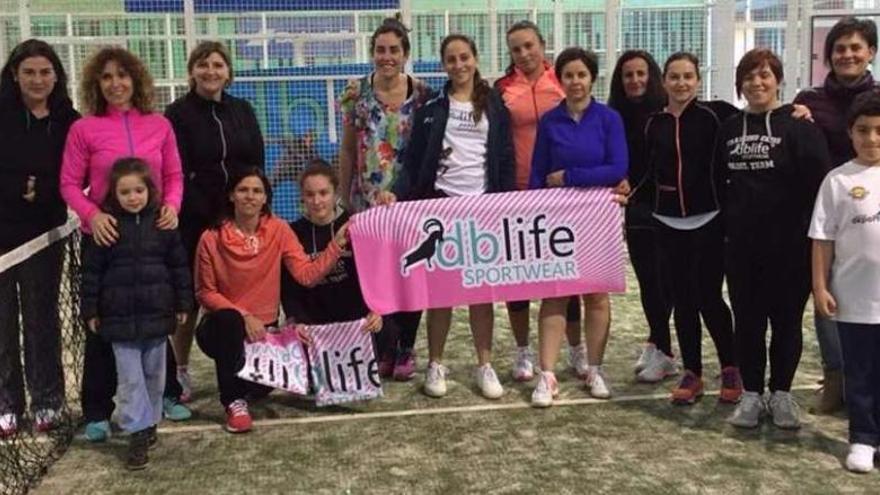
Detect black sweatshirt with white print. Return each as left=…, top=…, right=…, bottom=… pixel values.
left=719, top=103, right=832, bottom=248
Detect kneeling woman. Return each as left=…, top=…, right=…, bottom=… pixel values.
left=397, top=34, right=515, bottom=400
left=529, top=47, right=628, bottom=407
left=194, top=168, right=346, bottom=433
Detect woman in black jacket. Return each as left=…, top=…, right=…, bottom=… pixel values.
left=165, top=41, right=264, bottom=400
left=395, top=34, right=515, bottom=401
left=81, top=158, right=192, bottom=469
left=645, top=52, right=741, bottom=406
left=0, top=39, right=79, bottom=437
left=722, top=49, right=832, bottom=430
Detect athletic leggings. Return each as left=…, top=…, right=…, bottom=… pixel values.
left=657, top=216, right=735, bottom=376
left=626, top=204, right=672, bottom=356
left=727, top=238, right=809, bottom=393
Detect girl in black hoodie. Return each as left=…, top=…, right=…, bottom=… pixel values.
left=722, top=49, right=832, bottom=430
left=0, top=39, right=79, bottom=437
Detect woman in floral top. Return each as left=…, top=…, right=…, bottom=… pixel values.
left=337, top=16, right=431, bottom=381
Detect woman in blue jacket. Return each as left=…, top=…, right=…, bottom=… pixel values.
left=397, top=34, right=514, bottom=401
left=528, top=47, right=628, bottom=407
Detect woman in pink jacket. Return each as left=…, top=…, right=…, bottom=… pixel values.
left=60, top=47, right=185, bottom=441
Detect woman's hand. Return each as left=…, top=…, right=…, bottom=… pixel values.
left=87, top=317, right=100, bottom=333
left=22, top=176, right=36, bottom=202
left=612, top=178, right=631, bottom=206
left=243, top=314, right=267, bottom=342
left=90, top=212, right=119, bottom=246
left=334, top=221, right=350, bottom=249
left=546, top=171, right=566, bottom=188
left=813, top=288, right=838, bottom=318
left=374, top=191, right=397, bottom=206
left=363, top=312, right=383, bottom=333
left=792, top=104, right=813, bottom=122
left=295, top=324, right=312, bottom=345
left=156, top=204, right=179, bottom=230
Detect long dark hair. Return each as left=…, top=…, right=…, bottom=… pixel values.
left=102, top=157, right=159, bottom=214
left=440, top=34, right=491, bottom=124
left=0, top=38, right=70, bottom=109
left=607, top=50, right=665, bottom=111
left=219, top=167, right=273, bottom=225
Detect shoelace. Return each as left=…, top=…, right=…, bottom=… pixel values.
left=229, top=400, right=248, bottom=416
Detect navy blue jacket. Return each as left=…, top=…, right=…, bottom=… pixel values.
left=396, top=82, right=515, bottom=200
left=81, top=206, right=193, bottom=342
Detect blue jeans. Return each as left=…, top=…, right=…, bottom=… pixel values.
left=112, top=338, right=165, bottom=433
left=838, top=322, right=880, bottom=445
left=815, top=313, right=843, bottom=371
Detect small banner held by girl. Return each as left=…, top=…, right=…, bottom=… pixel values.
left=237, top=322, right=309, bottom=395
left=306, top=318, right=382, bottom=407
left=349, top=188, right=625, bottom=314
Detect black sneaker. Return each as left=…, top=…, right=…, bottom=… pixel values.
left=126, top=429, right=150, bottom=470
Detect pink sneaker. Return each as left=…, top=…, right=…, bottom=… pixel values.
left=377, top=354, right=394, bottom=378
left=392, top=352, right=416, bottom=381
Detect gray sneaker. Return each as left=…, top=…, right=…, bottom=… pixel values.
left=768, top=391, right=801, bottom=430
left=727, top=391, right=765, bottom=428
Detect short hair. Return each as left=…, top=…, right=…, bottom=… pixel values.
left=663, top=52, right=701, bottom=81
left=80, top=47, right=154, bottom=115
left=102, top=157, right=159, bottom=213
left=847, top=91, right=880, bottom=129
left=370, top=15, right=411, bottom=57
left=824, top=16, right=878, bottom=68
left=554, top=47, right=598, bottom=83
left=735, top=48, right=783, bottom=98
left=299, top=158, right=339, bottom=191
left=186, top=41, right=233, bottom=90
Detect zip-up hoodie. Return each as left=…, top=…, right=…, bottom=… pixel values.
left=60, top=108, right=184, bottom=233
left=395, top=81, right=515, bottom=200
left=494, top=62, right=565, bottom=190
left=81, top=205, right=193, bottom=342
left=281, top=209, right=369, bottom=324
left=195, top=214, right=341, bottom=325
left=165, top=90, right=264, bottom=228
left=719, top=103, right=832, bottom=247
left=644, top=99, right=738, bottom=218
left=0, top=94, right=79, bottom=250
left=794, top=72, right=880, bottom=168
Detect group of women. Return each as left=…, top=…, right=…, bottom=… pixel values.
left=0, top=13, right=875, bottom=442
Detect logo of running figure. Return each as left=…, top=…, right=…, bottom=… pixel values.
left=401, top=218, right=445, bottom=275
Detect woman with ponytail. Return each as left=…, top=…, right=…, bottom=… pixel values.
left=396, top=34, right=515, bottom=400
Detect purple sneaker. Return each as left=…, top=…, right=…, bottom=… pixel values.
left=378, top=354, right=395, bottom=378
left=392, top=352, right=416, bottom=381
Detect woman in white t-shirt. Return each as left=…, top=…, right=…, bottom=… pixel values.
left=395, top=33, right=515, bottom=400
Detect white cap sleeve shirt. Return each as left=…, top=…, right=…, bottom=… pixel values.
left=435, top=99, right=489, bottom=197
left=808, top=160, right=880, bottom=324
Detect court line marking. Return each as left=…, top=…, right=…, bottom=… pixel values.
left=156, top=384, right=822, bottom=435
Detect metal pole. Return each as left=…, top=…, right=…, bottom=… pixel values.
left=183, top=0, right=196, bottom=56
left=605, top=0, right=620, bottom=89
left=18, top=0, right=31, bottom=41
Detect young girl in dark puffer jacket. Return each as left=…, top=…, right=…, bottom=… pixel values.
left=81, top=158, right=192, bottom=470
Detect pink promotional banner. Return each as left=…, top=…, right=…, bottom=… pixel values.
left=237, top=322, right=309, bottom=395
left=306, top=318, right=383, bottom=407
left=349, top=188, right=625, bottom=314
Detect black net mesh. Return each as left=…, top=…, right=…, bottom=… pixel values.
left=0, top=227, right=85, bottom=495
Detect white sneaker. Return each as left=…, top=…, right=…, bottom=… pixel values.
left=768, top=391, right=801, bottom=430
left=423, top=362, right=449, bottom=398
left=727, top=391, right=766, bottom=428
left=511, top=347, right=535, bottom=382
left=0, top=413, right=17, bottom=438
left=34, top=408, right=60, bottom=432
left=568, top=343, right=589, bottom=379
left=636, top=349, right=678, bottom=383
left=634, top=343, right=657, bottom=373
left=846, top=443, right=876, bottom=473
left=585, top=366, right=612, bottom=399
left=531, top=371, right=560, bottom=408
left=474, top=364, right=504, bottom=400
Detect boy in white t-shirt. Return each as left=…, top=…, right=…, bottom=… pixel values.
left=809, top=92, right=880, bottom=474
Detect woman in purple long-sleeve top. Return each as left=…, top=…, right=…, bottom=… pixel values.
left=529, top=47, right=628, bottom=408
